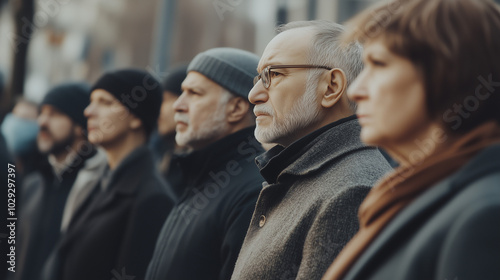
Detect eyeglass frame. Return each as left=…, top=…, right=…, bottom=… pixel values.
left=253, top=64, right=333, bottom=89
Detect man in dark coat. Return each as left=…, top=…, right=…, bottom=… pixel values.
left=154, top=64, right=189, bottom=200
left=230, top=21, right=392, bottom=280
left=42, top=69, right=174, bottom=280
left=145, top=48, right=264, bottom=280
left=1, top=131, right=12, bottom=279
left=11, top=83, right=108, bottom=280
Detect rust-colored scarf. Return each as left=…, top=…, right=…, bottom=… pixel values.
left=323, top=121, right=500, bottom=280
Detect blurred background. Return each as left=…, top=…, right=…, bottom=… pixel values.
left=1, top=0, right=499, bottom=119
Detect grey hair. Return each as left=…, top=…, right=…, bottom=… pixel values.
left=277, top=20, right=364, bottom=111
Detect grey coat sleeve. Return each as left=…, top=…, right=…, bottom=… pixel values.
left=295, top=185, right=370, bottom=280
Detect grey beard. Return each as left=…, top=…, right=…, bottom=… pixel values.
left=255, top=81, right=323, bottom=144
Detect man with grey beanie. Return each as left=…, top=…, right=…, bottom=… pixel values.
left=145, top=48, right=265, bottom=280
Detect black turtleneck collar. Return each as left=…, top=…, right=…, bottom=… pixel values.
left=256, top=115, right=357, bottom=184
left=173, top=126, right=260, bottom=189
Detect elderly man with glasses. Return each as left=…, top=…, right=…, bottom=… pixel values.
left=230, top=20, right=392, bottom=280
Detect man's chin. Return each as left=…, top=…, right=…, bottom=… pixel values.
left=175, top=133, right=191, bottom=148
left=255, top=128, right=280, bottom=145
left=37, top=141, right=53, bottom=155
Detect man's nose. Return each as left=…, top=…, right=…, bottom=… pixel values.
left=248, top=81, right=269, bottom=105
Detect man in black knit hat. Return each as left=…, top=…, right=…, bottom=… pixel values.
left=42, top=69, right=175, bottom=280
left=154, top=64, right=189, bottom=199
left=11, top=82, right=108, bottom=280
left=157, top=64, right=188, bottom=139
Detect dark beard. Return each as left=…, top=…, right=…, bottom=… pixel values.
left=42, top=127, right=76, bottom=156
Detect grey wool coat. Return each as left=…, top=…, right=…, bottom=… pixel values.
left=231, top=116, right=392, bottom=280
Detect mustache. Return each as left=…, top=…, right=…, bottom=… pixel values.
left=39, top=126, right=53, bottom=137
left=174, top=114, right=190, bottom=124
left=253, top=105, right=274, bottom=117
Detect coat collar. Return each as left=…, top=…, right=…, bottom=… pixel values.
left=344, top=144, right=500, bottom=279
left=256, top=116, right=371, bottom=184
left=48, top=146, right=97, bottom=184
left=103, top=145, right=154, bottom=195
left=63, top=145, right=156, bottom=234
left=173, top=126, right=261, bottom=188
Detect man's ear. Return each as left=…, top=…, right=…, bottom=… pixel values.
left=74, top=125, right=85, bottom=138
left=130, top=117, right=143, bottom=130
left=321, top=68, right=347, bottom=108
left=227, top=97, right=250, bottom=123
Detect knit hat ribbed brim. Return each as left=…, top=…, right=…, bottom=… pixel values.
left=187, top=48, right=259, bottom=98
left=91, top=69, right=163, bottom=136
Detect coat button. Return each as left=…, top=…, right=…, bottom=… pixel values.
left=259, top=215, right=266, bottom=227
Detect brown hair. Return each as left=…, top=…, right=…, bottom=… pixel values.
left=343, top=0, right=500, bottom=133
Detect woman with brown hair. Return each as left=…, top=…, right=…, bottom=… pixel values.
left=323, top=0, right=500, bottom=279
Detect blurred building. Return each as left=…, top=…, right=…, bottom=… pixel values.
left=0, top=0, right=375, bottom=102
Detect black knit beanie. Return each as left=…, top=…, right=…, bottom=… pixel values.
left=91, top=69, right=163, bottom=136
left=162, top=64, right=188, bottom=96
left=40, top=82, right=91, bottom=130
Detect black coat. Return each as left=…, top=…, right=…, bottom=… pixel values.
left=341, top=144, right=500, bottom=280
left=12, top=148, right=98, bottom=280
left=45, top=146, right=174, bottom=280
left=1, top=132, right=12, bottom=280
left=146, top=127, right=265, bottom=280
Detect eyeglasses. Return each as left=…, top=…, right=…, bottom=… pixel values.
left=253, top=64, right=333, bottom=89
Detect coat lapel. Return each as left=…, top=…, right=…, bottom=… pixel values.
left=64, top=147, right=152, bottom=234
left=344, top=177, right=455, bottom=279
left=277, top=119, right=376, bottom=179
left=88, top=149, right=151, bottom=213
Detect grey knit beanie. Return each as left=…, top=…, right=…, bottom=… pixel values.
left=187, top=47, right=259, bottom=98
